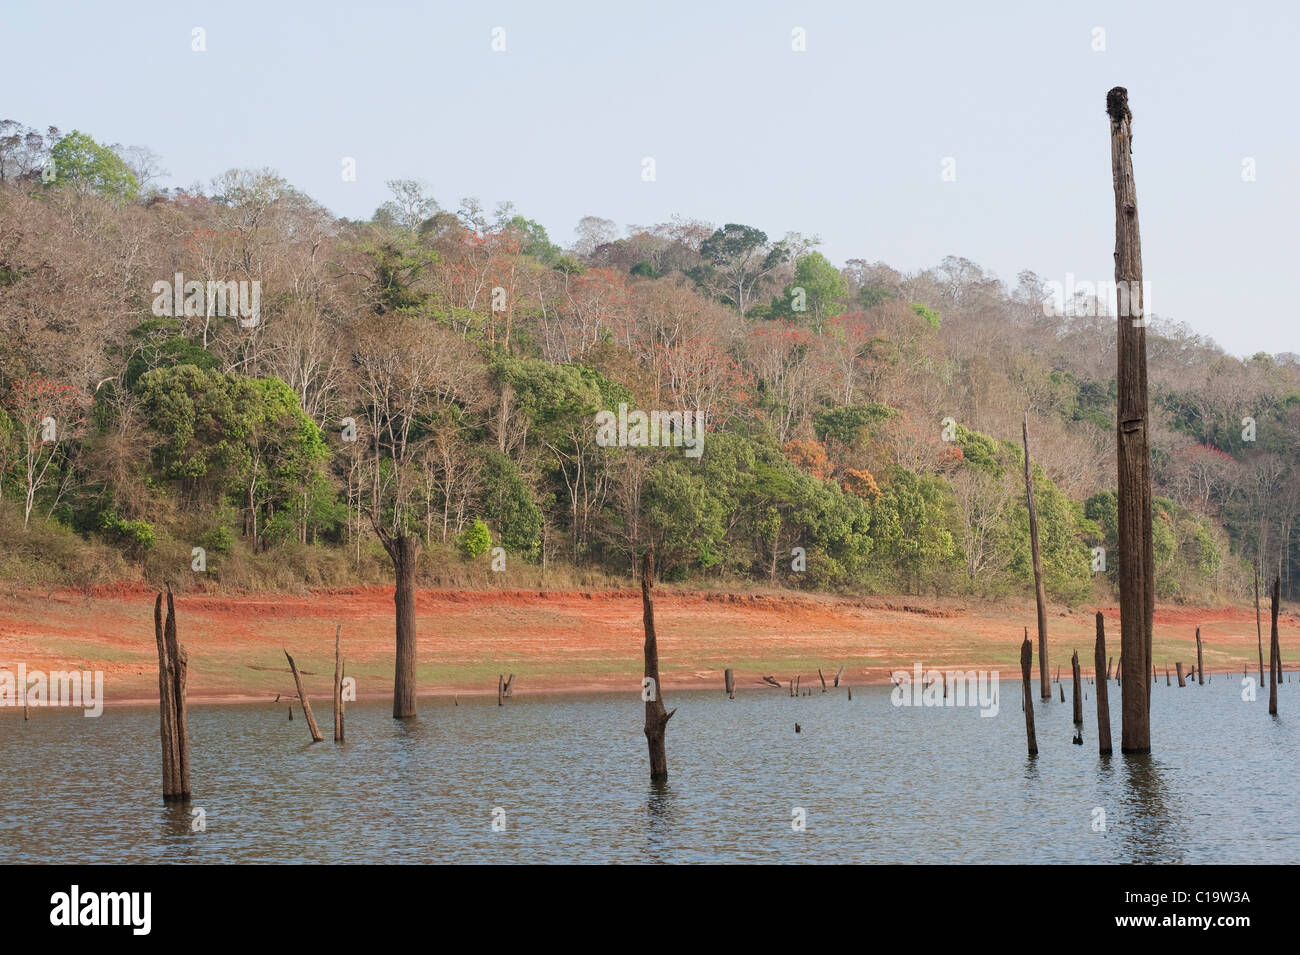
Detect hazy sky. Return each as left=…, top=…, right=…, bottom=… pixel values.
left=4, top=0, right=1296, bottom=357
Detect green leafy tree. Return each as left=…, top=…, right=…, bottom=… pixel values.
left=47, top=131, right=138, bottom=200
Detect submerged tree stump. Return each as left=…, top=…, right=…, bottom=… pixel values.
left=1020, top=635, right=1038, bottom=756
left=1071, top=650, right=1083, bottom=725
left=1023, top=416, right=1050, bottom=700
left=1176, top=662, right=1185, bottom=688
left=1256, top=568, right=1266, bottom=687
left=1095, top=613, right=1112, bottom=756
left=285, top=649, right=324, bottom=743
left=641, top=549, right=674, bottom=783
left=154, top=587, right=192, bottom=801
left=333, top=624, right=344, bottom=743
left=1269, top=577, right=1280, bottom=716
left=1195, top=628, right=1204, bottom=685
left=724, top=668, right=735, bottom=699
left=1109, top=86, right=1155, bottom=754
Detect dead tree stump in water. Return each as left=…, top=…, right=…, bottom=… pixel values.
left=724, top=668, right=735, bottom=699
left=1095, top=613, right=1113, bottom=755
left=834, top=665, right=845, bottom=687
left=1106, top=657, right=1113, bottom=681
left=498, top=674, right=505, bottom=706
left=1176, top=663, right=1185, bottom=688
left=1020, top=635, right=1038, bottom=756
left=1196, top=628, right=1204, bottom=685
left=1256, top=568, right=1266, bottom=687
left=1269, top=577, right=1280, bottom=716
left=1071, top=650, right=1083, bottom=725
left=1109, top=86, right=1155, bottom=753
left=333, top=624, right=344, bottom=743
left=285, top=649, right=324, bottom=743
left=153, top=588, right=192, bottom=802
left=818, top=668, right=827, bottom=692
left=1165, top=666, right=1170, bottom=686
left=1058, top=682, right=1064, bottom=703
left=641, top=549, right=674, bottom=783
left=1023, top=416, right=1050, bottom=700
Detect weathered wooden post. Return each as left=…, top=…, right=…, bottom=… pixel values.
left=1256, top=567, right=1266, bottom=686
left=1195, top=627, right=1204, bottom=685
left=1095, top=614, right=1112, bottom=755
left=1269, top=576, right=1280, bottom=716
left=1071, top=650, right=1083, bottom=725
left=153, top=587, right=192, bottom=802
left=641, top=548, right=673, bottom=783
left=1021, top=634, right=1038, bottom=756
left=724, top=668, right=735, bottom=699
left=333, top=624, right=344, bottom=743
left=285, top=649, right=324, bottom=743
left=1108, top=86, right=1155, bottom=753
left=1175, top=662, right=1185, bottom=687
left=1023, top=415, right=1050, bottom=700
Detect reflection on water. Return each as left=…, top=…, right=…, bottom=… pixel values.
left=0, top=680, right=1294, bottom=863
left=1120, top=755, right=1180, bottom=864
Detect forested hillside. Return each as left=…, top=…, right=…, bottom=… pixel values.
left=2, top=122, right=1296, bottom=601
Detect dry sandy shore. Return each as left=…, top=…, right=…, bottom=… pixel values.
left=0, top=584, right=1293, bottom=705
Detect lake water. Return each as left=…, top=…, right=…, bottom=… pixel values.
left=1, top=678, right=1295, bottom=863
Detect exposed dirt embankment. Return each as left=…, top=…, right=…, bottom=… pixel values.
left=0, top=585, right=1292, bottom=705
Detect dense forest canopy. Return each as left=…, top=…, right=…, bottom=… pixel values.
left=2, top=121, right=1297, bottom=601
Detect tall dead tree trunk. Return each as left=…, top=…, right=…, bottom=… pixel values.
left=724, top=668, right=735, bottom=698
left=154, top=589, right=192, bottom=801
left=379, top=531, right=421, bottom=719
left=1071, top=650, right=1083, bottom=725
left=1270, top=576, right=1280, bottom=716
left=1094, top=613, right=1112, bottom=755
left=1020, top=635, right=1038, bottom=756
left=286, top=649, right=324, bottom=742
left=1175, top=662, right=1185, bottom=687
left=1195, top=628, right=1204, bottom=685
left=1022, top=415, right=1050, bottom=700
left=1256, top=567, right=1266, bottom=686
left=333, top=624, right=344, bottom=743
left=641, top=549, right=674, bottom=783
left=1109, top=86, right=1154, bottom=753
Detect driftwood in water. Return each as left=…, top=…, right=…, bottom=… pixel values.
left=1071, top=650, right=1083, bottom=725
left=333, top=624, right=344, bottom=743
left=1095, top=613, right=1112, bottom=755
left=760, top=676, right=781, bottom=688
left=1175, top=662, right=1185, bottom=687
left=285, top=649, right=323, bottom=743
left=1023, top=416, right=1050, bottom=700
left=1109, top=86, right=1155, bottom=754
left=154, top=587, right=192, bottom=802
left=1269, top=576, right=1280, bottom=716
left=641, top=549, right=674, bottom=783
left=1020, top=635, right=1038, bottom=756
left=724, top=668, right=735, bottom=698
left=1195, top=628, right=1204, bottom=685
